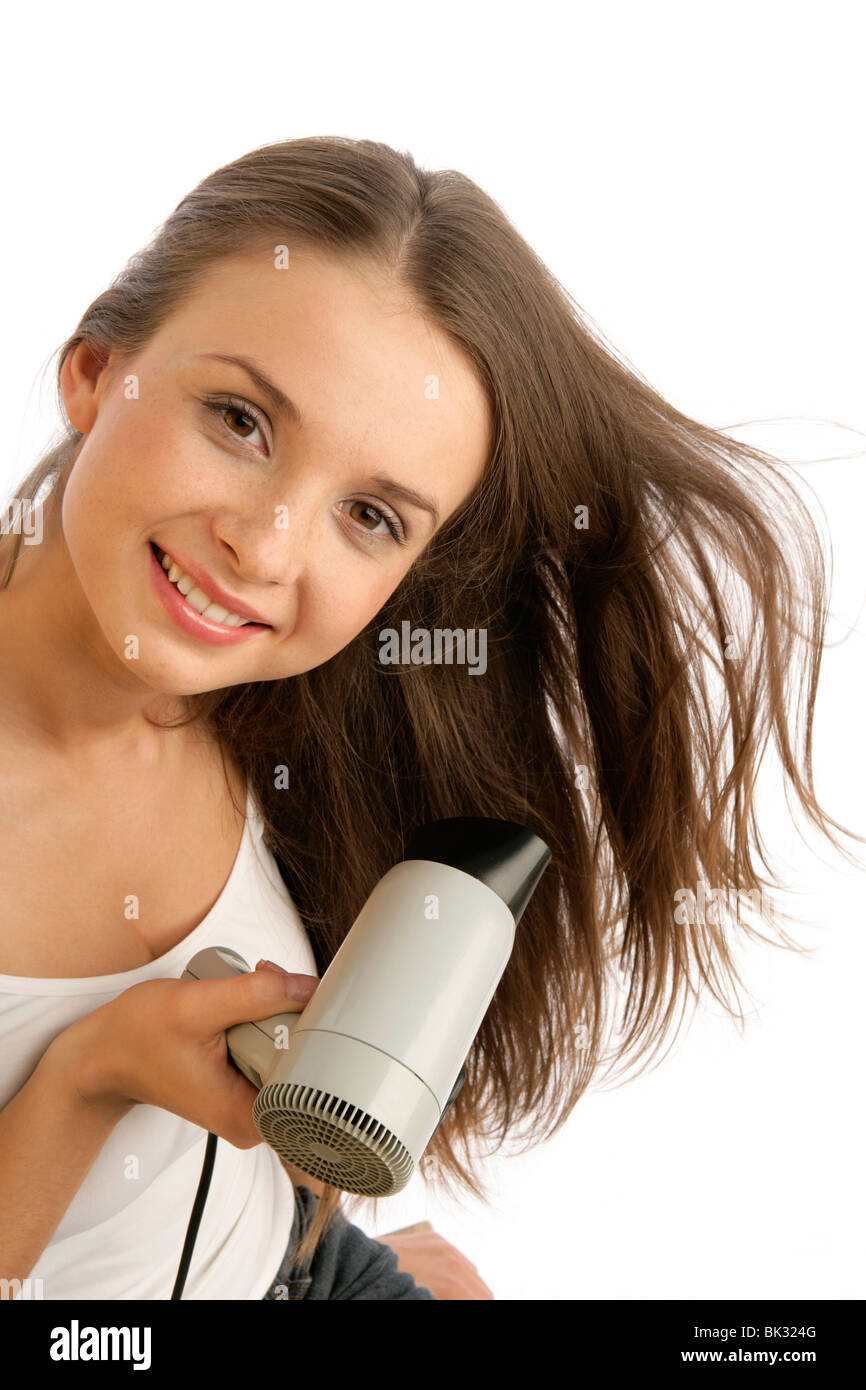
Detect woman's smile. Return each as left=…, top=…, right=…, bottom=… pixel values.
left=147, top=539, right=272, bottom=647
left=151, top=539, right=274, bottom=624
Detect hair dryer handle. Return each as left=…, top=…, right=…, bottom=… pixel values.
left=181, top=946, right=305, bottom=1090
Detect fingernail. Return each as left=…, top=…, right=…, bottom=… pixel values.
left=256, top=960, right=318, bottom=999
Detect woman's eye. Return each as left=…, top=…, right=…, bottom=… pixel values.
left=204, top=395, right=269, bottom=453
left=342, top=499, right=406, bottom=545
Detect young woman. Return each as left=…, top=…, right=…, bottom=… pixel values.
left=0, top=135, right=854, bottom=1301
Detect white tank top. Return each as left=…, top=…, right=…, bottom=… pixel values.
left=0, top=784, right=320, bottom=1300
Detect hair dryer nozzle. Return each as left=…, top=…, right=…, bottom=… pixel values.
left=403, top=817, right=551, bottom=924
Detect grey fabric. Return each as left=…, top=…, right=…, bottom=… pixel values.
left=262, top=1185, right=437, bottom=1301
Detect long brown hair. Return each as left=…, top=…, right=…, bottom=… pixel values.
left=3, top=136, right=861, bottom=1278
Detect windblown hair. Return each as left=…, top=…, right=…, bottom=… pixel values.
left=2, top=136, right=859, bottom=1277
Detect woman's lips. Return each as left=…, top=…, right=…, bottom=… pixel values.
left=152, top=541, right=272, bottom=624
left=148, top=541, right=271, bottom=647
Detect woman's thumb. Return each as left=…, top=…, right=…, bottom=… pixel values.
left=188, top=961, right=320, bottom=1034
left=253, top=959, right=319, bottom=1001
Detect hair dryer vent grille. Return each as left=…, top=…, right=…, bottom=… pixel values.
left=254, top=1082, right=415, bottom=1197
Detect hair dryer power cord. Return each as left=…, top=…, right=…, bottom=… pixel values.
left=170, top=1131, right=218, bottom=1300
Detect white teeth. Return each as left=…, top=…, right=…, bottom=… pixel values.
left=158, top=547, right=251, bottom=626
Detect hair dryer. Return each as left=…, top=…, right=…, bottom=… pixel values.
left=182, top=817, right=551, bottom=1200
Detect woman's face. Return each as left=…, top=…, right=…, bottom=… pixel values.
left=59, top=247, right=492, bottom=696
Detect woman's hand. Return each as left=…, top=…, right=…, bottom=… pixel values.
left=376, top=1228, right=495, bottom=1300
left=48, top=960, right=320, bottom=1147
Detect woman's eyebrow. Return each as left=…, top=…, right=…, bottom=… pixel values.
left=365, top=473, right=441, bottom=527
left=193, top=351, right=303, bottom=427
left=190, top=350, right=441, bottom=528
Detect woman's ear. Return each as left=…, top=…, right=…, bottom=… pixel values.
left=59, top=340, right=118, bottom=434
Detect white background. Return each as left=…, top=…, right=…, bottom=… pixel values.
left=2, top=1, right=863, bottom=1299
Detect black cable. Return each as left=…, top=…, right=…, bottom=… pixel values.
left=171, top=1131, right=219, bottom=1300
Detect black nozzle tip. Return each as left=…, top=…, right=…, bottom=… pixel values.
left=402, top=817, right=551, bottom=924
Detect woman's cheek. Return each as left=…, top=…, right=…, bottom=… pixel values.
left=307, top=569, right=394, bottom=658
